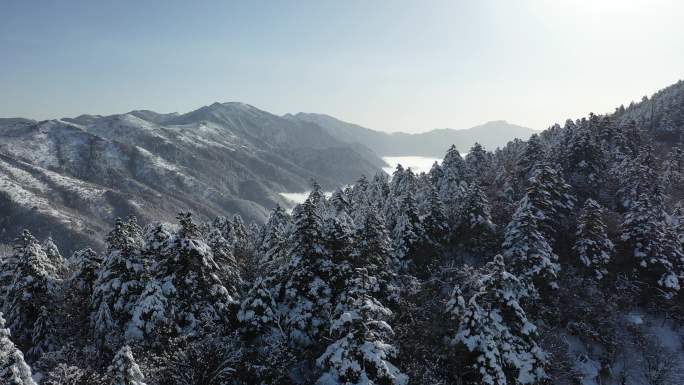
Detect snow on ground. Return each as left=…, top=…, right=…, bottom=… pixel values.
left=560, top=309, right=684, bottom=385
left=136, top=147, right=180, bottom=172
left=0, top=172, right=83, bottom=228
left=382, top=156, right=441, bottom=175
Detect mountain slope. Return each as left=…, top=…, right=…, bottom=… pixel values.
left=286, top=113, right=536, bottom=156
left=0, top=105, right=384, bottom=254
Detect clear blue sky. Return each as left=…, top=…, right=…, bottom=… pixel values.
left=2, top=0, right=683, bottom=132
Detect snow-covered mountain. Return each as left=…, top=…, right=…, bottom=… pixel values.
left=0, top=104, right=385, bottom=254
left=286, top=113, right=536, bottom=156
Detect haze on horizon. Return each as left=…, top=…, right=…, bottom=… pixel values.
left=1, top=0, right=683, bottom=133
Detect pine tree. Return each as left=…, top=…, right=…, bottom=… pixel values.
left=3, top=230, right=53, bottom=348
left=69, top=248, right=103, bottom=298
left=41, top=237, right=67, bottom=278
left=323, top=209, right=354, bottom=266
left=368, top=173, right=390, bottom=208
left=93, top=301, right=115, bottom=347
left=107, top=345, right=147, bottom=385
left=574, top=199, right=614, bottom=280
left=0, top=313, right=36, bottom=385
left=258, top=205, right=291, bottom=272
left=525, top=163, right=575, bottom=242
left=446, top=255, right=547, bottom=385
left=671, top=204, right=684, bottom=250
left=350, top=206, right=399, bottom=302
left=465, top=142, right=492, bottom=183
left=392, top=191, right=423, bottom=267
left=329, top=188, right=351, bottom=215
left=516, top=133, right=545, bottom=190
left=620, top=193, right=681, bottom=294
left=90, top=217, right=146, bottom=342
left=438, top=145, right=468, bottom=229
left=616, top=145, right=660, bottom=211
left=282, top=197, right=334, bottom=345
left=562, top=125, right=604, bottom=201
left=125, top=279, right=168, bottom=342
left=152, top=212, right=239, bottom=336
left=350, top=175, right=371, bottom=215
left=318, top=208, right=407, bottom=385
left=662, top=146, right=684, bottom=194
left=316, top=294, right=407, bottom=385
left=231, top=214, right=251, bottom=263
left=428, top=161, right=444, bottom=186
left=457, top=182, right=496, bottom=255
left=420, top=182, right=448, bottom=248
left=237, top=276, right=279, bottom=335
left=502, top=197, right=560, bottom=292
left=309, top=180, right=327, bottom=212
left=205, top=227, right=240, bottom=284
left=27, top=306, right=58, bottom=359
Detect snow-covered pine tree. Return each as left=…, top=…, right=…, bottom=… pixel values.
left=316, top=293, right=408, bottom=385
left=420, top=182, right=448, bottom=248
left=237, top=276, right=280, bottom=335
left=516, top=133, right=545, bottom=192
left=428, top=161, right=444, bottom=186
left=318, top=208, right=407, bottom=385
left=438, top=145, right=468, bottom=230
left=231, top=214, right=251, bottom=263
left=282, top=196, right=334, bottom=345
left=350, top=175, right=370, bottom=214
left=351, top=205, right=399, bottom=301
left=41, top=237, right=67, bottom=278
left=212, top=216, right=235, bottom=246
left=329, top=188, right=351, bottom=215
left=465, top=142, right=492, bottom=184
left=0, top=312, right=36, bottom=385
left=258, top=204, right=291, bottom=272
left=69, top=248, right=103, bottom=298
left=502, top=197, right=560, bottom=292
left=574, top=199, right=614, bottom=280
left=125, top=279, right=168, bottom=342
left=93, top=301, right=115, bottom=347
left=248, top=221, right=262, bottom=254
left=205, top=227, right=241, bottom=284
left=390, top=164, right=407, bottom=197
left=27, top=305, right=58, bottom=359
left=525, top=163, right=575, bottom=243
left=457, top=182, right=496, bottom=256
left=616, top=145, right=661, bottom=211
left=446, top=255, right=547, bottom=385
left=309, top=180, right=326, bottom=208
left=368, top=172, right=390, bottom=209
left=322, top=208, right=354, bottom=266
left=65, top=248, right=104, bottom=337
left=107, top=345, right=147, bottom=385
left=3, top=230, right=53, bottom=348
left=385, top=166, right=417, bottom=234
left=671, top=204, right=684, bottom=250
left=152, top=212, right=239, bottom=336
left=392, top=190, right=424, bottom=269
left=662, top=146, right=684, bottom=195
left=90, top=217, right=146, bottom=344
left=620, top=193, right=681, bottom=295
left=561, top=125, right=604, bottom=201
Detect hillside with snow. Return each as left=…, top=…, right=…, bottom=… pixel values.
left=0, top=104, right=385, bottom=254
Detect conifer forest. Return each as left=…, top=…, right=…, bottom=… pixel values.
left=3, top=80, right=684, bottom=384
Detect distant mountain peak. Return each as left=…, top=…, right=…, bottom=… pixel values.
left=288, top=112, right=535, bottom=157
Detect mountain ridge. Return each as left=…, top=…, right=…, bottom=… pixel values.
left=0, top=104, right=386, bottom=254
left=285, top=112, right=536, bottom=157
